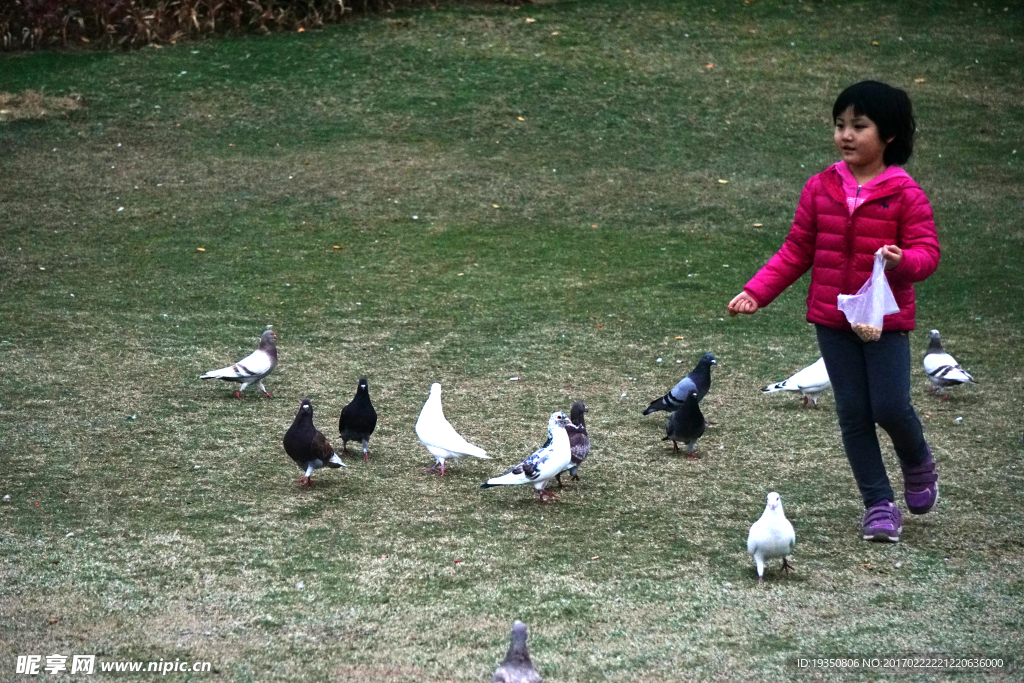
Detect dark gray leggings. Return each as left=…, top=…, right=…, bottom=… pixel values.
left=816, top=324, right=930, bottom=508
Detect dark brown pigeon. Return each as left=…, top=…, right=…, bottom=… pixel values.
left=663, top=390, right=705, bottom=458
left=284, top=397, right=347, bottom=486
left=338, top=378, right=378, bottom=460
left=492, top=621, right=542, bottom=683
left=556, top=401, right=590, bottom=488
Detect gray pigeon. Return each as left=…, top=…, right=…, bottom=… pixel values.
left=492, top=621, right=542, bottom=683
left=923, top=330, right=976, bottom=396
left=643, top=353, right=716, bottom=415
left=662, top=390, right=705, bottom=458
left=201, top=329, right=278, bottom=398
left=556, top=401, right=590, bottom=487
left=338, top=378, right=377, bottom=459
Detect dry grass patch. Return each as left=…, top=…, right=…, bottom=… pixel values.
left=0, top=91, right=83, bottom=122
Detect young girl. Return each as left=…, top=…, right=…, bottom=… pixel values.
left=728, top=81, right=940, bottom=542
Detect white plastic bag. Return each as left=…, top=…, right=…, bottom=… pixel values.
left=837, top=251, right=900, bottom=342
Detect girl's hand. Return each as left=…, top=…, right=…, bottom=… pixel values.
left=728, top=291, right=759, bottom=316
left=879, top=244, right=903, bottom=270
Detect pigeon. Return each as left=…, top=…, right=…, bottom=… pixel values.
left=201, top=330, right=278, bottom=398
left=492, top=620, right=542, bottom=683
left=556, top=402, right=590, bottom=488
left=662, top=390, right=705, bottom=458
left=415, top=383, right=490, bottom=475
left=482, top=412, right=571, bottom=502
left=924, top=330, right=976, bottom=396
left=762, top=357, right=831, bottom=407
left=746, top=492, right=796, bottom=583
left=283, top=397, right=348, bottom=487
left=642, top=353, right=716, bottom=415
left=338, top=378, right=377, bottom=460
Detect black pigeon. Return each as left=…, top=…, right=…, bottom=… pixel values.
left=556, top=401, right=590, bottom=488
left=643, top=353, right=716, bottom=415
left=662, top=390, right=705, bottom=458
left=492, top=621, right=542, bottom=683
left=283, top=397, right=347, bottom=487
left=338, top=378, right=378, bottom=460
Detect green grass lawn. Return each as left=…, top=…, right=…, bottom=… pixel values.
left=2, top=0, right=1023, bottom=680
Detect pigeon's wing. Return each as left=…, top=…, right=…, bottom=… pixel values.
left=793, top=358, right=830, bottom=392
left=484, top=445, right=551, bottom=486
left=309, top=430, right=336, bottom=463
left=419, top=415, right=488, bottom=458
left=668, top=376, right=697, bottom=403
left=202, top=348, right=273, bottom=380
left=566, top=424, right=590, bottom=464
left=924, top=352, right=975, bottom=383
left=746, top=519, right=762, bottom=555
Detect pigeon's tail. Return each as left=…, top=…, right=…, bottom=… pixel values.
left=482, top=471, right=529, bottom=487
left=200, top=366, right=239, bottom=380
left=762, top=380, right=791, bottom=394
left=642, top=396, right=669, bottom=415
left=459, top=444, right=490, bottom=459
left=328, top=453, right=348, bottom=468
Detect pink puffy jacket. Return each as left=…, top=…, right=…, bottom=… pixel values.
left=744, top=164, right=940, bottom=331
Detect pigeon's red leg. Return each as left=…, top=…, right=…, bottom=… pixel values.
left=758, top=576, right=765, bottom=584
left=672, top=441, right=679, bottom=452
left=235, top=391, right=242, bottom=399
left=782, top=558, right=795, bottom=576
left=803, top=396, right=809, bottom=406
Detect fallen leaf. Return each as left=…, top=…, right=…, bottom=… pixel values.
left=753, top=223, right=763, bottom=227
left=915, top=78, right=925, bottom=83
left=298, top=27, right=305, bottom=33
left=333, top=245, right=340, bottom=249
left=590, top=556, right=599, bottom=560
left=924, top=414, right=931, bottom=418
left=457, top=272, right=464, bottom=276
left=718, top=179, right=728, bottom=184
left=518, top=116, right=525, bottom=121
left=705, top=63, right=715, bottom=68
left=525, top=17, right=536, bottom=23
left=872, top=41, right=879, bottom=46
left=196, top=247, right=206, bottom=252
left=49, top=618, right=58, bottom=624
left=591, top=224, right=598, bottom=228
left=493, top=204, right=500, bottom=208
left=380, top=554, right=388, bottom=559
left=675, top=336, right=682, bottom=340
left=861, top=563, right=871, bottom=568
left=551, top=32, right=559, bottom=36
left=454, top=559, right=463, bottom=564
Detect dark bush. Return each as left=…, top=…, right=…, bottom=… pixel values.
left=1, top=0, right=497, bottom=51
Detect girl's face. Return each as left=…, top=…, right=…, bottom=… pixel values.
left=834, top=106, right=890, bottom=172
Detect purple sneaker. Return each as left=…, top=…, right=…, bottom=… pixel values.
left=862, top=501, right=902, bottom=542
left=902, top=452, right=939, bottom=515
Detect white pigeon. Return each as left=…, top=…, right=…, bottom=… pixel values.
left=746, top=492, right=796, bottom=583
left=481, top=412, right=571, bottom=503
left=923, top=330, right=976, bottom=396
left=415, top=383, right=490, bottom=475
left=200, top=330, right=277, bottom=398
left=762, top=357, right=831, bottom=407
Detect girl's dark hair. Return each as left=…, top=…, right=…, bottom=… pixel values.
left=833, top=81, right=916, bottom=165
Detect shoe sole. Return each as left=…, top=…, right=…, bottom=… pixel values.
left=863, top=531, right=900, bottom=542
